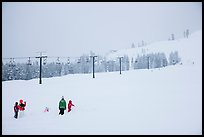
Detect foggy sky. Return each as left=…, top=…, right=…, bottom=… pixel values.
left=2, top=2, right=202, bottom=58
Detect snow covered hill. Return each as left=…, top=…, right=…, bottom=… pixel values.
left=2, top=63, right=202, bottom=135
left=106, top=30, right=202, bottom=67
left=2, top=30, right=202, bottom=135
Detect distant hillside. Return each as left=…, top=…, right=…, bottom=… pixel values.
left=105, top=30, right=202, bottom=67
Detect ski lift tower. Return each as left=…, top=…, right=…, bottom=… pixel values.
left=36, top=52, right=47, bottom=84
left=90, top=55, right=97, bottom=78
left=118, top=56, right=123, bottom=75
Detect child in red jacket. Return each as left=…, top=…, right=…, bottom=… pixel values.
left=18, top=99, right=26, bottom=118
left=68, top=100, right=75, bottom=112
left=18, top=99, right=26, bottom=111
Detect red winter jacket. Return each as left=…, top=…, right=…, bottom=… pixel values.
left=68, top=100, right=74, bottom=109
left=18, top=100, right=26, bottom=111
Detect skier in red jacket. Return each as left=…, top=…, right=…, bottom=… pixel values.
left=68, top=100, right=75, bottom=112
left=18, top=99, right=26, bottom=111
left=17, top=99, right=26, bottom=118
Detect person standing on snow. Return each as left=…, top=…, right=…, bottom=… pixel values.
left=14, top=102, right=19, bottom=119
left=68, top=100, right=75, bottom=112
left=18, top=99, right=26, bottom=111
left=59, top=96, right=66, bottom=115
left=18, top=99, right=26, bottom=118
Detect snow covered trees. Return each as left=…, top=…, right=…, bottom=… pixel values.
left=171, top=34, right=175, bottom=40
left=184, top=29, right=190, bottom=38
left=133, top=52, right=168, bottom=69
left=169, top=51, right=181, bottom=65
left=131, top=43, right=135, bottom=48
left=2, top=50, right=180, bottom=81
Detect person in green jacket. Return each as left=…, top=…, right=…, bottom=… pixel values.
left=59, top=96, right=66, bottom=115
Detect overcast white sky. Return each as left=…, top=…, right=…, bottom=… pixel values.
left=2, top=2, right=202, bottom=58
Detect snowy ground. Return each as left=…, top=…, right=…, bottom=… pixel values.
left=2, top=61, right=202, bottom=135
left=2, top=30, right=202, bottom=135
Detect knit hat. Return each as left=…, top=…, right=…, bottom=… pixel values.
left=19, top=99, right=23, bottom=103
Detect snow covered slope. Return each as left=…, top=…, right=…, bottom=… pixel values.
left=106, top=30, right=202, bottom=66
left=2, top=30, right=202, bottom=135
left=2, top=63, right=202, bottom=135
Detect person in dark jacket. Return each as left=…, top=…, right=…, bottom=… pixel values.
left=14, top=102, right=19, bottom=119
left=59, top=96, right=66, bottom=115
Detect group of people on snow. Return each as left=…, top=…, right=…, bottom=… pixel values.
left=14, top=99, right=26, bottom=119
left=59, top=96, right=75, bottom=115
left=14, top=96, right=75, bottom=119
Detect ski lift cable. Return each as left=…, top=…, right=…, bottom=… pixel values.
left=2, top=56, right=37, bottom=60
left=3, top=55, right=91, bottom=60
